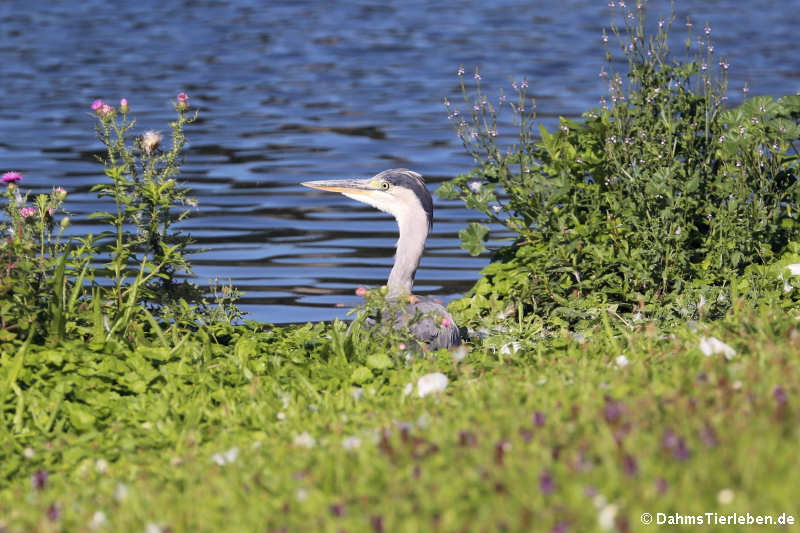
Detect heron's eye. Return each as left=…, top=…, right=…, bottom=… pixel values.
left=380, top=181, right=390, bottom=190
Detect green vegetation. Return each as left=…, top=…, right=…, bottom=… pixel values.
left=2, top=2, right=799, bottom=532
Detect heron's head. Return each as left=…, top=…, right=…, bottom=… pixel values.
left=302, top=168, right=433, bottom=229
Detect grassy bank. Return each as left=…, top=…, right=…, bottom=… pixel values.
left=1, top=302, right=798, bottom=532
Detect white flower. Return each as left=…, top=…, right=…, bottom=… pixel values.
left=351, top=387, right=364, bottom=401
left=95, top=458, right=108, bottom=474
left=417, top=372, right=449, bottom=397
left=296, top=488, right=309, bottom=502
left=500, top=342, right=521, bottom=355
left=342, top=436, right=362, bottom=450
left=468, top=180, right=482, bottom=192
left=293, top=432, right=316, bottom=449
left=785, top=263, right=800, bottom=276
left=717, top=488, right=735, bottom=504
left=615, top=355, right=629, bottom=367
left=90, top=510, right=107, bottom=529
left=211, top=446, right=239, bottom=466
left=402, top=382, right=414, bottom=396
left=699, top=336, right=736, bottom=360
left=276, top=411, right=286, bottom=420
left=598, top=504, right=618, bottom=531
left=114, top=482, right=128, bottom=502
left=145, top=523, right=164, bottom=533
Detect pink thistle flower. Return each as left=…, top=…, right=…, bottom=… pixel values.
left=441, top=317, right=452, bottom=328
left=91, top=99, right=103, bottom=111
left=47, top=207, right=55, bottom=216
left=53, top=186, right=67, bottom=201
left=177, top=92, right=188, bottom=102
left=355, top=286, right=367, bottom=297
left=2, top=171, right=22, bottom=184
left=20, top=207, right=36, bottom=218
left=120, top=98, right=129, bottom=113
left=101, top=104, right=113, bottom=115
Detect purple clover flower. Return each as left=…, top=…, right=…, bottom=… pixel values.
left=533, top=411, right=546, bottom=427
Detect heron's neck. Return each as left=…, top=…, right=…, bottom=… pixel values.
left=387, top=213, right=428, bottom=297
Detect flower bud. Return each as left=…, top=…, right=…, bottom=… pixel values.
left=60, top=216, right=71, bottom=230
left=53, top=186, right=67, bottom=201
left=176, top=92, right=189, bottom=111
left=120, top=98, right=129, bottom=113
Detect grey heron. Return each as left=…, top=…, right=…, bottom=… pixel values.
left=302, top=168, right=461, bottom=349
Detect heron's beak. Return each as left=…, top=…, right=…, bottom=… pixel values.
left=301, top=178, right=375, bottom=193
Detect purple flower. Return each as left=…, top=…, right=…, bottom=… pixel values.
left=20, top=207, right=36, bottom=218
left=656, top=478, right=669, bottom=494
left=539, top=471, right=554, bottom=495
left=662, top=429, right=690, bottom=461
left=622, top=454, right=638, bottom=476
left=31, top=469, right=48, bottom=491
left=533, top=411, right=546, bottom=427
left=552, top=522, right=569, bottom=533
left=330, top=503, right=346, bottom=517
left=773, top=386, right=788, bottom=406
left=120, top=98, right=129, bottom=112
left=603, top=396, right=624, bottom=423
left=2, top=171, right=22, bottom=183
left=371, top=515, right=384, bottom=533
left=699, top=423, right=718, bottom=448
left=47, top=502, right=61, bottom=521
left=457, top=66, right=465, bottom=76
left=91, top=99, right=103, bottom=111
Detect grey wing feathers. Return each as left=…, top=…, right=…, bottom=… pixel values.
left=400, top=298, right=461, bottom=349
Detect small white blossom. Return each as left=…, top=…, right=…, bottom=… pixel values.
left=417, top=372, right=449, bottom=397
left=211, top=446, right=239, bottom=466
left=293, top=432, right=316, bottom=449
left=114, top=482, right=129, bottom=502
left=296, top=488, right=309, bottom=502
left=342, top=436, right=362, bottom=450
left=468, top=180, right=482, bottom=193
left=699, top=337, right=736, bottom=360
left=615, top=355, right=629, bottom=367
left=145, top=523, right=164, bottom=533
left=500, top=342, right=521, bottom=355
left=402, top=382, right=414, bottom=396
left=785, top=264, right=800, bottom=276
left=90, top=510, right=107, bottom=530
left=95, top=458, right=108, bottom=474
left=598, top=504, right=618, bottom=530
left=717, top=488, right=735, bottom=504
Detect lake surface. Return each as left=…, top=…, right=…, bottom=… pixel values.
left=1, top=0, right=798, bottom=323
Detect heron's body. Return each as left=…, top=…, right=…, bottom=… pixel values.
left=302, top=169, right=461, bottom=349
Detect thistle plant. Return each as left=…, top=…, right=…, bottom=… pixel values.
left=0, top=173, right=81, bottom=340
left=439, top=0, right=800, bottom=329
left=90, top=94, right=199, bottom=310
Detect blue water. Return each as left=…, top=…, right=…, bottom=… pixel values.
left=1, top=0, right=798, bottom=323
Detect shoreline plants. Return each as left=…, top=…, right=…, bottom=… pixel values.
left=439, top=0, right=800, bottom=332
left=2, top=1, right=800, bottom=531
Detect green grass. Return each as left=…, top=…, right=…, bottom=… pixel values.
left=1, top=301, right=798, bottom=532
